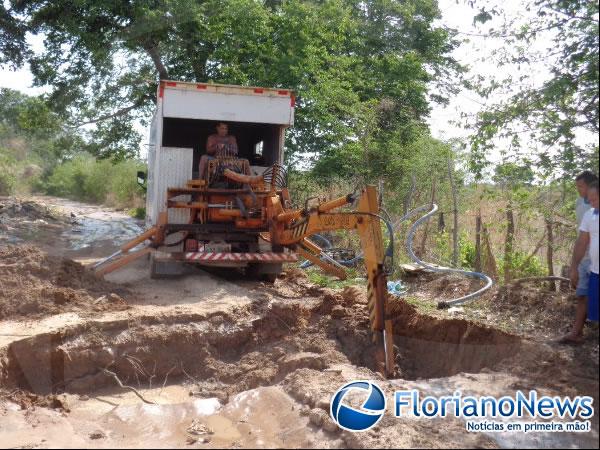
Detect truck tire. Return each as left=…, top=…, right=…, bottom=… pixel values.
left=246, top=263, right=281, bottom=282
left=261, top=273, right=278, bottom=283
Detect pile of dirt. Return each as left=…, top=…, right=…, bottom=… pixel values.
left=490, top=283, right=577, bottom=336
left=428, top=273, right=480, bottom=298
left=0, top=245, right=131, bottom=320
left=0, top=389, right=70, bottom=412
left=406, top=272, right=482, bottom=303
left=278, top=267, right=308, bottom=283
left=0, top=197, right=67, bottom=229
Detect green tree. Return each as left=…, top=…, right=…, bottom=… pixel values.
left=0, top=88, right=81, bottom=166
left=2, top=0, right=461, bottom=161
left=0, top=3, right=28, bottom=67
left=466, top=0, right=599, bottom=180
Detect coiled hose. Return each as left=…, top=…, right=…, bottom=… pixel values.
left=300, top=204, right=431, bottom=269
left=406, top=203, right=493, bottom=308
left=298, top=203, right=493, bottom=308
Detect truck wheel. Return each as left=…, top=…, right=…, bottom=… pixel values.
left=246, top=263, right=281, bottom=282
left=261, top=273, right=278, bottom=283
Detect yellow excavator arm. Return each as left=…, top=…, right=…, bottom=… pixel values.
left=271, top=185, right=396, bottom=377
left=93, top=177, right=396, bottom=378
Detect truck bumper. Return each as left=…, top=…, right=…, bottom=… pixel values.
left=184, top=252, right=297, bottom=263
left=151, top=250, right=297, bottom=267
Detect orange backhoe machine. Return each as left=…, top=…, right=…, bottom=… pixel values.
left=93, top=81, right=396, bottom=377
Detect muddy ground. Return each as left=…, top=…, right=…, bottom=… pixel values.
left=0, top=196, right=598, bottom=448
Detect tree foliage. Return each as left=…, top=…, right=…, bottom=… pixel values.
left=2, top=0, right=461, bottom=160
left=466, top=0, right=599, bottom=180
left=0, top=87, right=82, bottom=165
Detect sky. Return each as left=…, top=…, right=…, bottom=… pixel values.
left=428, top=0, right=556, bottom=143
left=0, top=0, right=595, bottom=162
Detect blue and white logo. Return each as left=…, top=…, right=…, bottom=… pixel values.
left=330, top=381, right=386, bottom=432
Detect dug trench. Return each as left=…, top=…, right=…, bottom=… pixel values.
left=1, top=198, right=597, bottom=447
left=2, top=264, right=598, bottom=448
left=1, top=277, right=522, bottom=398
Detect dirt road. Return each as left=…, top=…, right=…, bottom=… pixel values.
left=0, top=196, right=598, bottom=448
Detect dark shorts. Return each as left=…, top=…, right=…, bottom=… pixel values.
left=576, top=259, right=591, bottom=296
left=589, top=272, right=599, bottom=322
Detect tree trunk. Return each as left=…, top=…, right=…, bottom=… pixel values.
left=546, top=217, right=556, bottom=291
left=475, top=211, right=482, bottom=272
left=144, top=43, right=169, bottom=80
left=523, top=229, right=547, bottom=267
left=438, top=212, right=446, bottom=233
left=418, top=181, right=436, bottom=258
left=504, top=203, right=515, bottom=283
left=403, top=174, right=416, bottom=215
left=447, top=155, right=459, bottom=267
left=482, top=222, right=499, bottom=280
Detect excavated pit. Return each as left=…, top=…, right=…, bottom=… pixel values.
left=0, top=285, right=522, bottom=400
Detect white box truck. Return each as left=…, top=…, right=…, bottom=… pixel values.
left=143, top=80, right=297, bottom=279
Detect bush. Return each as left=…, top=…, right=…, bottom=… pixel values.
left=0, top=169, right=15, bottom=195
left=0, top=154, right=17, bottom=195
left=304, top=266, right=363, bottom=288
left=434, top=231, right=477, bottom=270
left=0, top=151, right=47, bottom=195
left=459, top=234, right=477, bottom=269
left=45, top=153, right=144, bottom=207
left=499, top=251, right=547, bottom=279
left=129, top=207, right=146, bottom=219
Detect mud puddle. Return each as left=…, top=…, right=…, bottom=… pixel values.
left=1, top=385, right=318, bottom=448
left=0, top=196, right=143, bottom=259
left=81, top=386, right=311, bottom=448
left=64, top=212, right=143, bottom=254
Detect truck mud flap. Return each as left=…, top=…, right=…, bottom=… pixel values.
left=150, top=252, right=187, bottom=278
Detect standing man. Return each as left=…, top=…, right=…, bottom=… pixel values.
left=562, top=175, right=599, bottom=343
left=198, top=122, right=239, bottom=179
left=560, top=171, right=597, bottom=343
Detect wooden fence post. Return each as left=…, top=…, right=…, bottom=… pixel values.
left=447, top=154, right=459, bottom=267
left=545, top=217, right=556, bottom=291
left=418, top=180, right=436, bottom=258
left=475, top=210, right=482, bottom=273
left=504, top=203, right=515, bottom=284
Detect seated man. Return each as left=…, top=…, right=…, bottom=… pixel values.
left=198, top=122, right=239, bottom=180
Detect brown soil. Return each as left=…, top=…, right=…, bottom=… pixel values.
left=0, top=245, right=131, bottom=320
left=0, top=197, right=65, bottom=223
left=388, top=298, right=521, bottom=379
left=489, top=283, right=577, bottom=336
left=0, top=197, right=598, bottom=448
left=0, top=275, right=520, bottom=396
left=0, top=266, right=597, bottom=448
left=0, top=389, right=70, bottom=412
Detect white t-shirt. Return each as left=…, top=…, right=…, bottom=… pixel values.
left=576, top=196, right=591, bottom=260
left=576, top=196, right=591, bottom=226
left=579, top=209, right=599, bottom=274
